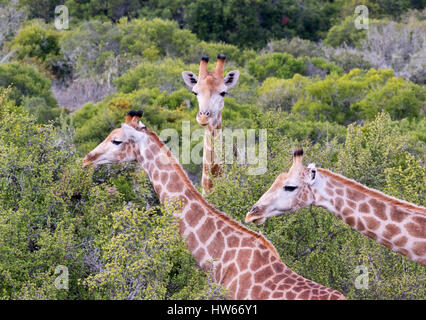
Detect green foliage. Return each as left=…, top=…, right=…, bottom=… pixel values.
left=10, top=22, right=61, bottom=61
left=20, top=0, right=425, bottom=50
left=0, top=92, right=116, bottom=299
left=118, top=18, right=198, bottom=58
left=257, top=75, right=310, bottom=112
left=0, top=62, right=60, bottom=123
left=206, top=110, right=425, bottom=300
left=2, top=1, right=426, bottom=301
left=19, top=0, right=59, bottom=22
left=384, top=152, right=425, bottom=206
left=248, top=52, right=343, bottom=84
left=336, top=112, right=407, bottom=189
left=84, top=206, right=228, bottom=299
left=60, top=20, right=124, bottom=79
left=291, top=69, right=425, bottom=124
left=338, top=0, right=418, bottom=20
left=248, top=52, right=306, bottom=82
left=266, top=38, right=325, bottom=58
left=352, top=77, right=426, bottom=120
left=324, top=15, right=367, bottom=48
left=0, top=89, right=227, bottom=300
left=9, top=22, right=72, bottom=79
left=309, top=57, right=344, bottom=76
left=114, top=58, right=190, bottom=94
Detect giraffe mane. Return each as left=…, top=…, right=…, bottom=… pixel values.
left=143, top=128, right=281, bottom=259
left=317, top=168, right=426, bottom=214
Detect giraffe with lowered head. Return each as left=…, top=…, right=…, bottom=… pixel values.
left=83, top=111, right=345, bottom=300
left=182, top=54, right=239, bottom=195
left=246, top=149, right=426, bottom=266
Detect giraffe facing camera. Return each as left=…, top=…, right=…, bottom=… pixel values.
left=182, top=54, right=240, bottom=195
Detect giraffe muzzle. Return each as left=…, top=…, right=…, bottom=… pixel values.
left=245, top=206, right=267, bottom=225
left=82, top=157, right=91, bottom=168
left=197, top=114, right=209, bottom=126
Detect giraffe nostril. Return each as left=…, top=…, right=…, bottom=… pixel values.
left=206, top=111, right=210, bottom=117
left=250, top=206, right=259, bottom=214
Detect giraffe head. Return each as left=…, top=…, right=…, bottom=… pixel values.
left=245, top=149, right=317, bottom=225
left=182, top=54, right=239, bottom=127
left=82, top=110, right=147, bottom=167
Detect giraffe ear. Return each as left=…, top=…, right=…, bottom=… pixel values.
left=182, top=71, right=198, bottom=88
left=122, top=123, right=144, bottom=142
left=306, top=163, right=317, bottom=185
left=224, top=70, right=240, bottom=89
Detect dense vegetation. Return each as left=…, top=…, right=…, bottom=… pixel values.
left=0, top=1, right=425, bottom=300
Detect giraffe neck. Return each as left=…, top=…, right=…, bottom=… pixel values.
left=313, top=168, right=426, bottom=266
left=136, top=129, right=345, bottom=299
left=201, top=121, right=222, bottom=194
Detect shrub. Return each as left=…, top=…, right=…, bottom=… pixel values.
left=248, top=52, right=306, bottom=82
left=0, top=91, right=120, bottom=299
left=84, top=206, right=228, bottom=300
left=265, top=38, right=324, bottom=58
left=324, top=15, right=367, bottom=48
left=257, top=75, right=309, bottom=112
left=352, top=77, right=426, bottom=120
left=359, top=17, right=426, bottom=84
left=384, top=152, right=426, bottom=206
left=292, top=68, right=424, bottom=124
left=0, top=0, right=27, bottom=51
left=10, top=22, right=61, bottom=62
left=321, top=45, right=372, bottom=72
left=114, top=58, right=190, bottom=94
left=9, top=22, right=72, bottom=80
left=336, top=112, right=407, bottom=189
left=206, top=110, right=425, bottom=300
left=0, top=89, right=226, bottom=300
left=118, top=18, right=198, bottom=58
left=0, top=62, right=60, bottom=122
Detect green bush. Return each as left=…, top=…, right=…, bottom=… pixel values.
left=114, top=58, right=190, bottom=94
left=291, top=68, right=425, bottom=124
left=0, top=62, right=60, bottom=123
left=352, top=77, right=425, bottom=120
left=0, top=91, right=116, bottom=299
left=265, top=38, right=324, bottom=58
left=248, top=52, right=306, bottom=82
left=336, top=112, right=407, bottom=189
left=384, top=152, right=425, bottom=206
left=324, top=15, right=367, bottom=48
left=206, top=111, right=425, bottom=300
left=10, top=23, right=61, bottom=61
left=0, top=89, right=227, bottom=300
left=84, top=206, right=228, bottom=299
left=9, top=22, right=72, bottom=80
left=118, top=18, right=198, bottom=58
left=257, top=75, right=309, bottom=112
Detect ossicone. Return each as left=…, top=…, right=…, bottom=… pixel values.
left=126, top=110, right=143, bottom=124
left=293, top=148, right=304, bottom=158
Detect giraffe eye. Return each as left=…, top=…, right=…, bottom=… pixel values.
left=284, top=186, right=298, bottom=192
left=220, top=91, right=226, bottom=97
left=112, top=140, right=122, bottom=145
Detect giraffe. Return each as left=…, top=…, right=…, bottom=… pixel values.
left=82, top=111, right=345, bottom=300
left=182, top=54, right=240, bottom=195
left=246, top=148, right=426, bottom=266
